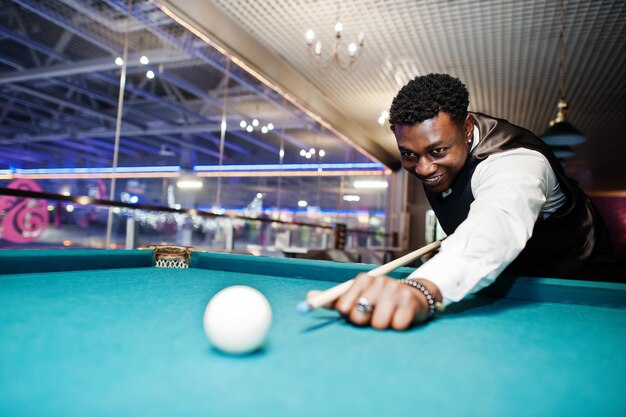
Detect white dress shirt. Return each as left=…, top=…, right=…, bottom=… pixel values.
left=409, top=126, right=567, bottom=305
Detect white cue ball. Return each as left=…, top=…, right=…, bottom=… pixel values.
left=203, top=285, right=272, bottom=354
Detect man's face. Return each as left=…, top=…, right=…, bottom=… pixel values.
left=393, top=112, right=474, bottom=193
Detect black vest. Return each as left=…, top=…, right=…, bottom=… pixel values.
left=424, top=113, right=607, bottom=277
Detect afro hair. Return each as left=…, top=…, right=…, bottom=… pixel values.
left=389, top=73, right=469, bottom=127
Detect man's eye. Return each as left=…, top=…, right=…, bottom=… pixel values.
left=401, top=151, right=417, bottom=160
left=431, top=148, right=446, bottom=156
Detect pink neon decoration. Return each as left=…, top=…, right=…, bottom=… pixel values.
left=0, top=179, right=49, bottom=243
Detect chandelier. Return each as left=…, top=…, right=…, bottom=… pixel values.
left=305, top=1, right=364, bottom=68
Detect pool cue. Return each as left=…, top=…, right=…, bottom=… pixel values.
left=297, top=239, right=443, bottom=314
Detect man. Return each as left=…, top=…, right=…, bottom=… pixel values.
left=309, top=73, right=614, bottom=330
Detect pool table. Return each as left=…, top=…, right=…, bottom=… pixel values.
left=1, top=249, right=625, bottom=417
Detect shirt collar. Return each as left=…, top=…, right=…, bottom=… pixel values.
left=441, top=123, right=479, bottom=199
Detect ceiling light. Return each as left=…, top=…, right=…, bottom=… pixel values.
left=348, top=42, right=357, bottom=57
left=146, top=70, right=155, bottom=79
left=159, top=144, right=175, bottom=156
left=298, top=200, right=308, bottom=207
left=319, top=149, right=326, bottom=157
left=343, top=195, right=360, bottom=202
left=541, top=0, right=586, bottom=148
left=176, top=179, right=203, bottom=189
left=306, top=29, right=315, bottom=44
left=541, top=99, right=586, bottom=145
left=176, top=172, right=203, bottom=190
left=353, top=179, right=388, bottom=189
left=115, top=57, right=124, bottom=66
left=305, top=0, right=364, bottom=69
left=240, top=118, right=274, bottom=134
left=140, top=55, right=149, bottom=65
left=378, top=110, right=389, bottom=126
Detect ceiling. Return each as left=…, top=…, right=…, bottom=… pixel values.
left=165, top=0, right=626, bottom=193
left=0, top=0, right=624, bottom=216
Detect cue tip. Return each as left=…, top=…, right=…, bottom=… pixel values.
left=297, top=301, right=313, bottom=315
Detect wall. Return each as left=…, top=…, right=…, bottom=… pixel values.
left=592, top=196, right=626, bottom=257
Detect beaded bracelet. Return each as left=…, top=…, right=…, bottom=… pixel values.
left=398, top=279, right=445, bottom=317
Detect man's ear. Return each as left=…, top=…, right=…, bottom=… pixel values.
left=389, top=123, right=395, bottom=132
left=465, top=114, right=474, bottom=136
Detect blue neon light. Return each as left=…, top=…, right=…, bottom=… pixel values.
left=2, top=163, right=385, bottom=176
left=11, top=166, right=181, bottom=174
left=193, top=163, right=385, bottom=172
left=196, top=206, right=385, bottom=217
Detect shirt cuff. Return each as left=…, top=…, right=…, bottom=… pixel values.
left=408, top=251, right=497, bottom=306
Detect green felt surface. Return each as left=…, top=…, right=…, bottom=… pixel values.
left=1, top=259, right=625, bottom=417
left=192, top=250, right=416, bottom=282
left=0, top=249, right=154, bottom=274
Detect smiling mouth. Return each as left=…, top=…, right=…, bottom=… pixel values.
left=422, top=174, right=444, bottom=186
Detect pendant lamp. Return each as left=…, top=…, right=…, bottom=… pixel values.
left=541, top=0, right=587, bottom=146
